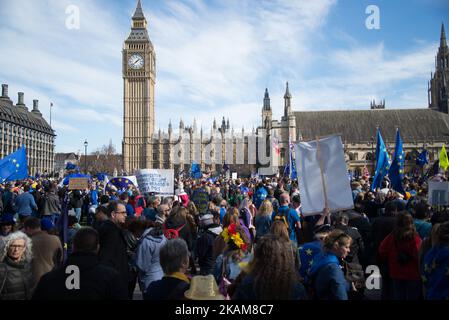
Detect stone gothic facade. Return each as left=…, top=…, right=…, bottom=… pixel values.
left=122, top=1, right=449, bottom=177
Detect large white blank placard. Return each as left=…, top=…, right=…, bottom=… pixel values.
left=295, top=135, right=354, bottom=215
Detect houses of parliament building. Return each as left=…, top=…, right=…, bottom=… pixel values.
left=123, top=0, right=449, bottom=177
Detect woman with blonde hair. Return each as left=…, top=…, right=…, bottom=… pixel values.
left=0, top=231, right=34, bottom=300
left=255, top=200, right=273, bottom=242
left=308, top=229, right=352, bottom=300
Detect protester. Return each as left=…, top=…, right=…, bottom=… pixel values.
left=254, top=199, right=273, bottom=242
left=422, top=221, right=449, bottom=300
left=195, top=212, right=222, bottom=275
left=308, top=229, right=352, bottom=300
left=412, top=202, right=432, bottom=240
left=0, top=231, right=34, bottom=300
left=233, top=234, right=307, bottom=300
left=135, top=221, right=167, bottom=296
left=32, top=227, right=128, bottom=300
left=14, top=185, right=38, bottom=223
left=144, top=239, right=190, bottom=300
left=213, top=222, right=250, bottom=298
left=378, top=212, right=422, bottom=300
left=23, top=217, right=63, bottom=287
left=272, top=193, right=301, bottom=244
left=0, top=213, right=16, bottom=240
left=98, top=201, right=129, bottom=291
left=41, top=184, right=61, bottom=224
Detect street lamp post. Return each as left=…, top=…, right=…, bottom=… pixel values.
left=84, top=140, right=88, bottom=174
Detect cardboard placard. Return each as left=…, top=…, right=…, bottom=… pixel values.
left=68, top=178, right=89, bottom=190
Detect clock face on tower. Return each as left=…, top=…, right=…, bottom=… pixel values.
left=128, top=54, right=144, bottom=70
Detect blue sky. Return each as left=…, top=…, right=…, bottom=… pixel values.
left=0, top=0, right=447, bottom=155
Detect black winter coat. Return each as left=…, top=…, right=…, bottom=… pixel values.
left=0, top=257, right=34, bottom=300
left=32, top=252, right=128, bottom=300
left=98, top=220, right=129, bottom=289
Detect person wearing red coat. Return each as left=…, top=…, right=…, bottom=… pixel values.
left=378, top=212, right=422, bottom=300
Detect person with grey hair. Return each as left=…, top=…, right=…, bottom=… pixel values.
left=155, top=204, right=170, bottom=225
left=143, top=238, right=190, bottom=300
left=142, top=195, right=160, bottom=221
left=0, top=231, right=34, bottom=300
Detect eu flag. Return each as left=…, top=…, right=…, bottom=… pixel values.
left=65, top=162, right=78, bottom=170
left=388, top=128, right=405, bottom=195
left=190, top=162, right=202, bottom=179
left=371, top=130, right=390, bottom=192
left=0, top=146, right=28, bottom=182
left=416, top=150, right=429, bottom=167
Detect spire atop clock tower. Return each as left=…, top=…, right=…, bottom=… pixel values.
left=132, top=0, right=147, bottom=29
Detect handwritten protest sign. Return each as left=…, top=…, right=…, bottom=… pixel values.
left=68, top=178, right=89, bottom=190
left=136, top=169, right=174, bottom=195
left=192, top=188, right=209, bottom=215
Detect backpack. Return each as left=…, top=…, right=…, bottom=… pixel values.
left=274, top=209, right=290, bottom=233
left=163, top=223, right=185, bottom=240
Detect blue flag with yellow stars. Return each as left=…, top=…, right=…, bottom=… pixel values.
left=416, top=150, right=429, bottom=167
left=0, top=146, right=28, bottom=182
left=388, top=128, right=405, bottom=195
left=106, top=177, right=135, bottom=193
left=298, top=241, right=322, bottom=280
left=371, top=130, right=390, bottom=192
left=422, top=245, right=449, bottom=300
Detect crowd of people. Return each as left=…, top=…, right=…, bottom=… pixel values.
left=0, top=172, right=448, bottom=300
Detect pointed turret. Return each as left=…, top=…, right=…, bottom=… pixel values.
left=441, top=23, right=447, bottom=48
left=262, top=88, right=272, bottom=128
left=179, top=118, right=184, bottom=129
left=284, top=81, right=292, bottom=118
left=213, top=118, right=217, bottom=130
left=263, top=88, right=271, bottom=111
left=226, top=118, right=230, bottom=130
left=133, top=0, right=145, bottom=20
left=168, top=119, right=173, bottom=135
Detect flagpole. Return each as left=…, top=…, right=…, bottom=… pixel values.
left=316, top=136, right=329, bottom=210
left=289, top=136, right=293, bottom=179
left=50, top=102, right=53, bottom=127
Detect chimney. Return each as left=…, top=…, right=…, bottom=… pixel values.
left=32, top=99, right=42, bottom=116
left=1, top=84, right=8, bottom=98
left=17, top=92, right=25, bottom=105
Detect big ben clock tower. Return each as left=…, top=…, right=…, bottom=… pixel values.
left=123, top=0, right=155, bottom=172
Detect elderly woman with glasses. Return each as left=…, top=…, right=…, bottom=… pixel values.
left=0, top=231, right=34, bottom=300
